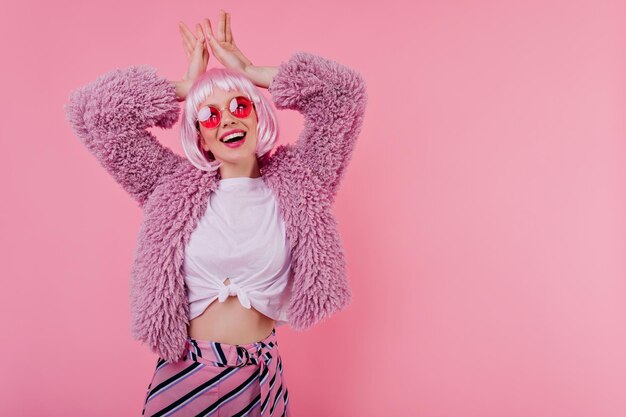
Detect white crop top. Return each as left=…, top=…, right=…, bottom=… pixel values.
left=183, top=176, right=292, bottom=326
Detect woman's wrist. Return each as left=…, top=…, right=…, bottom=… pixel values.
left=243, top=65, right=279, bottom=89
left=169, top=79, right=188, bottom=102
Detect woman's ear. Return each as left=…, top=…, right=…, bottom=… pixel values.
left=198, top=137, right=211, bottom=158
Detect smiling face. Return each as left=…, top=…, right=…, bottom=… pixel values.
left=197, top=87, right=259, bottom=169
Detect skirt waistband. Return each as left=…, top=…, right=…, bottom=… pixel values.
left=184, top=328, right=278, bottom=368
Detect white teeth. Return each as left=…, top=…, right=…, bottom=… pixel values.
left=221, top=132, right=246, bottom=142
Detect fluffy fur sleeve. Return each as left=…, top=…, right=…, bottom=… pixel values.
left=268, top=51, right=368, bottom=201
left=64, top=65, right=185, bottom=207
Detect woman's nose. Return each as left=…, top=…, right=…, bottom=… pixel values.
left=221, top=111, right=237, bottom=126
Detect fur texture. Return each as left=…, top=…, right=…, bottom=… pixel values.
left=65, top=51, right=368, bottom=363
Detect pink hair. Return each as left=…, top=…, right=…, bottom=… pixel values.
left=180, top=68, right=279, bottom=172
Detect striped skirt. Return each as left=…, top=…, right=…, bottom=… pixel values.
left=141, top=328, right=291, bottom=417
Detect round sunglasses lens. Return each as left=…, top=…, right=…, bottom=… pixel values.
left=198, top=106, right=220, bottom=129
left=231, top=96, right=253, bottom=118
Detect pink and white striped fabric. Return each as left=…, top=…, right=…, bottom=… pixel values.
left=141, top=328, right=291, bottom=416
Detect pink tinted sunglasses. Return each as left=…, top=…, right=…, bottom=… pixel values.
left=197, top=96, right=256, bottom=129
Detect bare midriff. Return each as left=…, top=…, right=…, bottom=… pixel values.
left=187, top=278, right=275, bottom=345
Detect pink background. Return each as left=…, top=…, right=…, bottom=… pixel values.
left=1, top=0, right=625, bottom=416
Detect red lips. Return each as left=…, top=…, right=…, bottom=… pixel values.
left=220, top=129, right=246, bottom=141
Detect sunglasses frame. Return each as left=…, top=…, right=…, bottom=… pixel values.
left=195, top=95, right=257, bottom=130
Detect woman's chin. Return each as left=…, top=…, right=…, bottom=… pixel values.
left=213, top=152, right=256, bottom=165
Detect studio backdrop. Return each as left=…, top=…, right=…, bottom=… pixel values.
left=1, top=0, right=625, bottom=416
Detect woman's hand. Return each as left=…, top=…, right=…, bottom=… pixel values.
left=173, top=21, right=209, bottom=101
left=202, top=10, right=278, bottom=89
left=202, top=10, right=252, bottom=73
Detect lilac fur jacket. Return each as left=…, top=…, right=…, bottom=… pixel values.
left=65, top=51, right=367, bottom=363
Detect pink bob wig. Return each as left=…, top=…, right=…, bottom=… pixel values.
left=180, top=67, right=279, bottom=172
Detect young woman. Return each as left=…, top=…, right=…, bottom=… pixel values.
left=65, top=9, right=367, bottom=417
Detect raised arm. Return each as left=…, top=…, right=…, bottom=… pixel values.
left=198, top=12, right=367, bottom=197
left=64, top=65, right=186, bottom=207
left=267, top=51, right=368, bottom=199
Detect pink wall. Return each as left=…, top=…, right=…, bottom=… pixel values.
left=1, top=0, right=625, bottom=416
